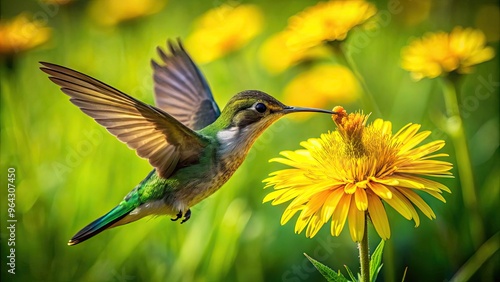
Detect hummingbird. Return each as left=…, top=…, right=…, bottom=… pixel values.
left=40, top=39, right=334, bottom=246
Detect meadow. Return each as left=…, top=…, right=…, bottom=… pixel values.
left=1, top=0, right=498, bottom=281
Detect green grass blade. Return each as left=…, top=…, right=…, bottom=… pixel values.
left=344, top=264, right=357, bottom=282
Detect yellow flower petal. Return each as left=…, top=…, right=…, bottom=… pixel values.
left=367, top=192, right=390, bottom=240
left=344, top=182, right=357, bottom=194
left=398, top=189, right=436, bottom=220
left=423, top=190, right=447, bottom=203
left=262, top=189, right=287, bottom=203
left=331, top=194, right=351, bottom=236
left=367, top=182, right=392, bottom=199
left=321, top=188, right=345, bottom=222
left=398, top=131, right=431, bottom=154
left=393, top=123, right=421, bottom=145
left=348, top=197, right=366, bottom=242
left=355, top=188, right=368, bottom=211
left=390, top=175, right=425, bottom=189
left=281, top=205, right=303, bottom=225
left=372, top=118, right=392, bottom=135
left=302, top=190, right=332, bottom=219
left=404, top=140, right=446, bottom=159
left=306, top=213, right=324, bottom=238
left=386, top=188, right=421, bottom=226
left=295, top=208, right=312, bottom=234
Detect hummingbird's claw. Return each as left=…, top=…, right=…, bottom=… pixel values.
left=171, top=209, right=191, bottom=223
left=181, top=209, right=191, bottom=224
left=171, top=210, right=182, bottom=222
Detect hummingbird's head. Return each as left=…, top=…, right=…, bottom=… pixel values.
left=206, top=90, right=334, bottom=155
left=218, top=90, right=334, bottom=130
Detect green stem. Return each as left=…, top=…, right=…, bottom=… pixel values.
left=328, top=41, right=382, bottom=117
left=358, top=212, right=370, bottom=282
left=383, top=239, right=395, bottom=282
left=441, top=76, right=484, bottom=247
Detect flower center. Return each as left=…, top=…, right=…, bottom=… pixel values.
left=332, top=106, right=369, bottom=158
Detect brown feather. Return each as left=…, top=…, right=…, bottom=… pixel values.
left=152, top=39, right=220, bottom=130
left=40, top=62, right=208, bottom=178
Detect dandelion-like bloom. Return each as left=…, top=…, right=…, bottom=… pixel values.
left=401, top=27, right=495, bottom=81
left=286, top=0, right=377, bottom=50
left=259, top=31, right=330, bottom=74
left=284, top=64, right=360, bottom=108
left=186, top=4, right=263, bottom=64
left=88, top=0, right=166, bottom=27
left=263, top=106, right=453, bottom=241
left=0, top=13, right=51, bottom=55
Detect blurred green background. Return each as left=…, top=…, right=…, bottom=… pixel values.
left=1, top=0, right=498, bottom=281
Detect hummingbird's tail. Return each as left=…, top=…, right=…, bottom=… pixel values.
left=68, top=204, right=134, bottom=246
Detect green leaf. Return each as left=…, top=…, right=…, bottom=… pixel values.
left=372, top=265, right=383, bottom=282
left=304, top=253, right=350, bottom=282
left=370, top=240, right=385, bottom=282
left=344, top=265, right=357, bottom=282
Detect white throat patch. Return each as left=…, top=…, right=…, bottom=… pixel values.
left=216, top=126, right=241, bottom=154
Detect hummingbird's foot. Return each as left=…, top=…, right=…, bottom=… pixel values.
left=171, top=210, right=182, bottom=222
left=181, top=209, right=191, bottom=224
left=171, top=209, right=191, bottom=223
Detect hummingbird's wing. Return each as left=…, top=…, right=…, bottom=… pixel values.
left=151, top=39, right=221, bottom=130
left=40, top=62, right=209, bottom=179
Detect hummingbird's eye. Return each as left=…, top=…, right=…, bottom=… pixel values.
left=254, top=102, right=267, bottom=113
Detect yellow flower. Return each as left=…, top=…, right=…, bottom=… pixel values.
left=0, top=13, right=51, bottom=55
left=88, top=0, right=166, bottom=27
left=259, top=31, right=330, bottom=74
left=263, top=106, right=453, bottom=241
left=286, top=0, right=377, bottom=50
left=186, top=4, right=264, bottom=64
left=401, top=27, right=495, bottom=81
left=284, top=64, right=360, bottom=108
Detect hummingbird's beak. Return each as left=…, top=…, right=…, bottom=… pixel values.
left=282, top=106, right=336, bottom=115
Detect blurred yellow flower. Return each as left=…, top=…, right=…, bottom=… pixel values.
left=286, top=0, right=377, bottom=50
left=88, top=0, right=166, bottom=27
left=263, top=106, right=453, bottom=241
left=401, top=27, right=495, bottom=81
left=284, top=64, right=360, bottom=108
left=259, top=31, right=330, bottom=74
left=0, top=13, right=51, bottom=55
left=186, top=4, right=264, bottom=64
